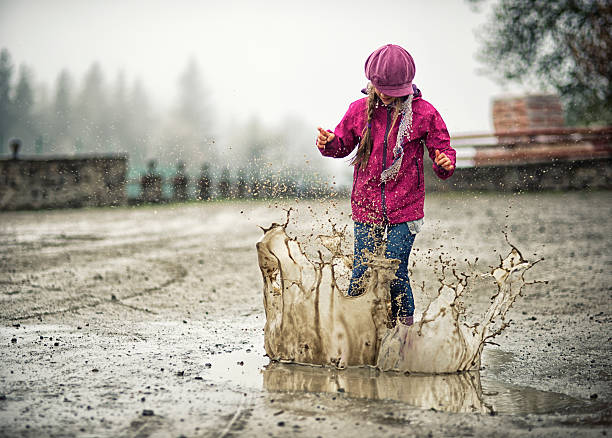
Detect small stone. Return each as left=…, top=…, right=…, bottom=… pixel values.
left=204, top=363, right=212, bottom=368
left=337, top=388, right=345, bottom=393
left=194, top=376, right=203, bottom=380
left=176, top=371, right=184, bottom=376
left=91, top=369, right=99, bottom=373
left=11, top=338, right=16, bottom=343
left=590, top=393, right=598, bottom=399
left=142, top=409, right=154, bottom=416
left=277, top=421, right=285, bottom=427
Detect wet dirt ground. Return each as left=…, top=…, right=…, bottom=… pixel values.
left=1, top=191, right=610, bottom=437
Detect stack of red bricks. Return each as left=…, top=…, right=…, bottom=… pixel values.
left=492, top=94, right=565, bottom=133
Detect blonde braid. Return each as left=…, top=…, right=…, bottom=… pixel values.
left=351, top=85, right=408, bottom=171
left=350, top=84, right=378, bottom=170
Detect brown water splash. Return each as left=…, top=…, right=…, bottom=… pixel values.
left=257, top=218, right=396, bottom=368
left=257, top=218, right=536, bottom=373
left=377, top=242, right=533, bottom=373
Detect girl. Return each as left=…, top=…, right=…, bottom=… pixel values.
left=316, top=44, right=456, bottom=327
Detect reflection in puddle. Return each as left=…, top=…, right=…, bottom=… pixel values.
left=203, top=347, right=595, bottom=416
left=263, top=361, right=491, bottom=414
left=259, top=349, right=597, bottom=416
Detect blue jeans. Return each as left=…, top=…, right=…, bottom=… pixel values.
left=347, top=221, right=416, bottom=319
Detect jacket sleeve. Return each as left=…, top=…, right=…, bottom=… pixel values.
left=319, top=101, right=362, bottom=159
left=424, top=107, right=456, bottom=180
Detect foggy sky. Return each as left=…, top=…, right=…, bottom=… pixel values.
left=0, top=0, right=527, bottom=139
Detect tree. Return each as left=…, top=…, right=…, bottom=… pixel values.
left=14, top=65, right=34, bottom=117
left=126, top=78, right=154, bottom=165
left=110, top=70, right=128, bottom=153
left=166, top=57, right=212, bottom=170
left=32, top=81, right=51, bottom=154
left=75, top=62, right=109, bottom=152
left=470, top=0, right=612, bottom=125
left=0, top=48, right=14, bottom=153
left=12, top=65, right=36, bottom=149
left=53, top=69, right=75, bottom=151
left=176, top=57, right=209, bottom=133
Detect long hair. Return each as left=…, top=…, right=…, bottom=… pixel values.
left=350, top=83, right=404, bottom=171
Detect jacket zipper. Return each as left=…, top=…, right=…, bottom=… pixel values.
left=381, top=107, right=393, bottom=222
left=415, top=157, right=421, bottom=190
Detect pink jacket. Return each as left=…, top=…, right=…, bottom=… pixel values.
left=320, top=91, right=456, bottom=224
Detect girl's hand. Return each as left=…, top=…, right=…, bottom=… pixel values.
left=435, top=149, right=454, bottom=171
left=316, top=127, right=335, bottom=150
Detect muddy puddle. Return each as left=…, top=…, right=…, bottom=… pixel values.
left=251, top=211, right=606, bottom=417
left=206, top=346, right=601, bottom=416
